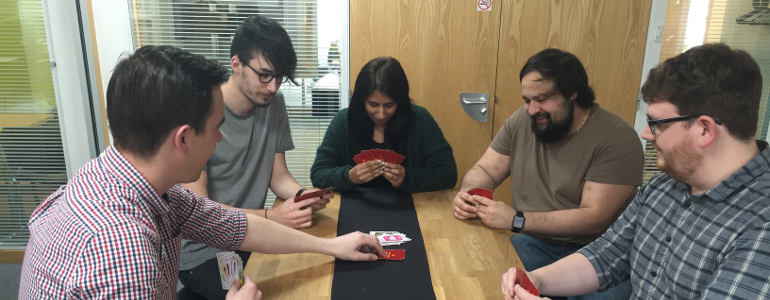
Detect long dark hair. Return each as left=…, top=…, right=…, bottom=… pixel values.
left=348, top=57, right=413, bottom=152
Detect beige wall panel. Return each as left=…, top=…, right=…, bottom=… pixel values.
left=492, top=0, right=652, bottom=201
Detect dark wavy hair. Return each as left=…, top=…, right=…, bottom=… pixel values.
left=107, top=45, right=228, bottom=158
left=519, top=48, right=595, bottom=108
left=641, top=43, right=762, bottom=140
left=230, top=15, right=297, bottom=84
left=348, top=57, right=413, bottom=152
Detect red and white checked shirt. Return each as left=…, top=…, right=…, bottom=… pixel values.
left=19, top=146, right=247, bottom=299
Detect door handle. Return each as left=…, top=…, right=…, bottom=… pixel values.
left=459, top=92, right=489, bottom=122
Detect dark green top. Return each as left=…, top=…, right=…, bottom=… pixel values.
left=311, top=105, right=457, bottom=193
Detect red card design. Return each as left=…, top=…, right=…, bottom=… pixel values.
left=468, top=188, right=494, bottom=199
left=378, top=249, right=405, bottom=261
left=294, top=187, right=334, bottom=202
left=516, top=268, right=540, bottom=296
left=353, top=149, right=406, bottom=164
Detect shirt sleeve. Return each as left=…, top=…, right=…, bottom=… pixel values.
left=71, top=222, right=163, bottom=298
left=490, top=107, right=522, bottom=156
left=578, top=182, right=644, bottom=291
left=170, top=187, right=247, bottom=250
left=400, top=107, right=457, bottom=193
left=583, top=120, right=644, bottom=186
left=699, top=222, right=770, bottom=299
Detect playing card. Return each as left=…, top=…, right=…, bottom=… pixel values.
left=516, top=268, right=540, bottom=296
left=468, top=187, right=494, bottom=199
left=294, top=187, right=334, bottom=202
left=353, top=152, right=366, bottom=164
left=370, top=231, right=411, bottom=246
left=217, top=252, right=243, bottom=290
left=378, top=249, right=405, bottom=261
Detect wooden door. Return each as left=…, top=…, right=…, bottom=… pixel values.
left=350, top=0, right=502, bottom=187
left=492, top=0, right=652, bottom=200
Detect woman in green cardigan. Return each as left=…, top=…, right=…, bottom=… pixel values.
left=310, top=57, right=457, bottom=193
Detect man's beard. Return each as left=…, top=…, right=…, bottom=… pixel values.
left=655, top=138, right=701, bottom=183
left=530, top=104, right=574, bottom=143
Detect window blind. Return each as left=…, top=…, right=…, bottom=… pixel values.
left=0, top=0, right=67, bottom=248
left=643, top=0, right=770, bottom=182
left=130, top=0, right=344, bottom=205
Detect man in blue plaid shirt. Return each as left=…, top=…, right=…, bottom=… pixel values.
left=502, top=43, right=770, bottom=299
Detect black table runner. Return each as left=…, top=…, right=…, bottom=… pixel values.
left=331, top=187, right=436, bottom=300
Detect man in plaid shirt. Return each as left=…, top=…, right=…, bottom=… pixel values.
left=18, top=45, right=385, bottom=299
left=502, top=43, right=770, bottom=299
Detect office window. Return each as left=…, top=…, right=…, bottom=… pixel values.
left=0, top=0, right=67, bottom=248
left=643, top=0, right=770, bottom=182
left=130, top=0, right=344, bottom=204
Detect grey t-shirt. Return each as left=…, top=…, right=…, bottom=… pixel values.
left=180, top=92, right=294, bottom=270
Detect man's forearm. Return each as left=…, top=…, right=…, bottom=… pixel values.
left=531, top=253, right=600, bottom=296
left=239, top=213, right=332, bottom=255
left=460, top=165, right=500, bottom=191
left=269, top=171, right=302, bottom=200
left=522, top=208, right=610, bottom=238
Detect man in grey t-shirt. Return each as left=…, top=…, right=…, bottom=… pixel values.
left=178, top=16, right=332, bottom=299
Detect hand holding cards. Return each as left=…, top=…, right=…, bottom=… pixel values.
left=217, top=252, right=244, bottom=290
left=353, top=149, right=405, bottom=164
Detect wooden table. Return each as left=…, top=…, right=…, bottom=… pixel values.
left=244, top=189, right=524, bottom=299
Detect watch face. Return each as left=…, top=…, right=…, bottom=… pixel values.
left=513, top=217, right=525, bottom=229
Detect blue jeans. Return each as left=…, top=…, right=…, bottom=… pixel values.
left=510, top=234, right=631, bottom=300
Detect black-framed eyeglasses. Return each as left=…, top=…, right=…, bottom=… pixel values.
left=646, top=114, right=722, bottom=135
left=243, top=63, right=288, bottom=84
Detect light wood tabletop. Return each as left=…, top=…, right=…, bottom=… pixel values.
left=244, top=189, right=524, bottom=299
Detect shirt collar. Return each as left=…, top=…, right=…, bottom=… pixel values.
left=700, top=140, right=770, bottom=202
left=101, top=146, right=172, bottom=217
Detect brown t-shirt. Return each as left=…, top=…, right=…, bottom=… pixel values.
left=490, top=104, right=643, bottom=244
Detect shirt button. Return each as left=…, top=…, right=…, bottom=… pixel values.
left=651, top=271, right=657, bottom=277
left=665, top=236, right=672, bottom=243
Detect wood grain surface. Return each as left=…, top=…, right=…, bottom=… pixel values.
left=244, top=189, right=523, bottom=299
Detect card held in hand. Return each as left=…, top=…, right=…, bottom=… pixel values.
left=468, top=187, right=494, bottom=200
left=217, top=251, right=244, bottom=290
left=515, top=268, right=540, bottom=296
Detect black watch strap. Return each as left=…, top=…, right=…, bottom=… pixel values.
left=511, top=211, right=525, bottom=233
left=295, top=188, right=306, bottom=198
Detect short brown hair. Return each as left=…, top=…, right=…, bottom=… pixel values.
left=641, top=43, right=762, bottom=140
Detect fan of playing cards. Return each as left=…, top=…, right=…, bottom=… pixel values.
left=217, top=251, right=243, bottom=290
left=353, top=149, right=405, bottom=164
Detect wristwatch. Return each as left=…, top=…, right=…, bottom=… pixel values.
left=511, top=211, right=525, bottom=233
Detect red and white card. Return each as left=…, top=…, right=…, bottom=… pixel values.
left=378, top=249, right=405, bottom=261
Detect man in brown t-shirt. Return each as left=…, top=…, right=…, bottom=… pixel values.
left=452, top=49, right=643, bottom=299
